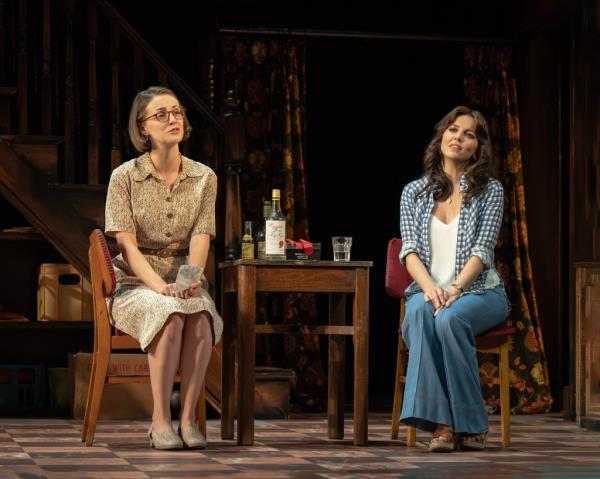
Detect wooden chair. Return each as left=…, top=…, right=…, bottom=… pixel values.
left=82, top=228, right=206, bottom=446
left=385, top=238, right=515, bottom=447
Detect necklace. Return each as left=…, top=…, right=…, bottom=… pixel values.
left=446, top=191, right=461, bottom=204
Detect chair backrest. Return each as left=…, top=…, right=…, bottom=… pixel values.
left=385, top=238, right=414, bottom=299
left=88, top=229, right=116, bottom=298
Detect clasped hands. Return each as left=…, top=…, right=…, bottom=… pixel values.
left=158, top=282, right=201, bottom=299
left=423, top=285, right=461, bottom=316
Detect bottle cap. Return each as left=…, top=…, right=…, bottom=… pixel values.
left=272, top=189, right=280, bottom=199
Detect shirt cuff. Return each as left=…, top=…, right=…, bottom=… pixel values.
left=470, top=246, right=492, bottom=269
left=104, top=223, right=136, bottom=237
left=399, top=241, right=418, bottom=265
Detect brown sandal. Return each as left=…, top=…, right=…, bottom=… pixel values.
left=459, top=432, right=487, bottom=451
left=430, top=430, right=456, bottom=452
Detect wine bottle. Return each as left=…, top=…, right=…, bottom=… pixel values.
left=241, top=221, right=254, bottom=259
left=256, top=200, right=271, bottom=260
left=265, top=189, right=286, bottom=260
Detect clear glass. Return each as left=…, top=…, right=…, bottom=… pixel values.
left=332, top=236, right=352, bottom=262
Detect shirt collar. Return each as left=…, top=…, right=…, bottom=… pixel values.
left=132, top=153, right=203, bottom=181
left=459, top=174, right=468, bottom=193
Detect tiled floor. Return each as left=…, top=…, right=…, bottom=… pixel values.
left=1, top=414, right=599, bottom=478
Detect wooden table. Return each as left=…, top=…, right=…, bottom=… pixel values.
left=219, top=259, right=372, bottom=446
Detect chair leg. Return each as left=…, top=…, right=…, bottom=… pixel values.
left=197, top=382, right=207, bottom=438
left=499, top=343, right=510, bottom=447
left=391, top=337, right=405, bottom=440
left=84, top=349, right=109, bottom=447
left=81, top=351, right=98, bottom=442
left=407, top=426, right=416, bottom=447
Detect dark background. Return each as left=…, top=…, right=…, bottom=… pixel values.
left=108, top=0, right=572, bottom=410
left=305, top=38, right=463, bottom=406
left=0, top=0, right=575, bottom=411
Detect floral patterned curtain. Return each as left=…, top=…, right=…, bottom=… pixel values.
left=221, top=36, right=326, bottom=411
left=464, top=46, right=553, bottom=413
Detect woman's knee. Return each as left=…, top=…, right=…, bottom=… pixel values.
left=161, top=313, right=185, bottom=341
left=402, top=294, right=435, bottom=339
left=185, top=312, right=212, bottom=339
left=434, top=309, right=468, bottom=338
left=405, top=294, right=434, bottom=317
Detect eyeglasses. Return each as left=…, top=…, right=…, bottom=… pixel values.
left=138, top=108, right=185, bottom=123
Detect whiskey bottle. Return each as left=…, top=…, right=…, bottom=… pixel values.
left=256, top=200, right=271, bottom=260
left=265, top=189, right=286, bottom=260
left=241, top=221, right=254, bottom=259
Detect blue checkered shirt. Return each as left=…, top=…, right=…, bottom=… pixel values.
left=399, top=175, right=505, bottom=297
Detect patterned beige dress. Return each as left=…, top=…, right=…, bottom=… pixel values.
left=104, top=153, right=223, bottom=351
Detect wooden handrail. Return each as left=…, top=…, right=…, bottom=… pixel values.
left=97, top=0, right=224, bottom=134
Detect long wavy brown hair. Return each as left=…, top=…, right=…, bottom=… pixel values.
left=418, top=105, right=495, bottom=203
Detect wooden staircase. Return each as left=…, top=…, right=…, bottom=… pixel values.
left=0, top=0, right=246, bottom=416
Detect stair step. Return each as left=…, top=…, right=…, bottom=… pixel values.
left=0, top=141, right=93, bottom=277
left=48, top=183, right=107, bottom=193
left=49, top=183, right=107, bottom=229
left=1, top=135, right=64, bottom=179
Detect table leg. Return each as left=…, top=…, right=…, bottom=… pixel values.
left=221, top=288, right=236, bottom=440
left=353, top=267, right=369, bottom=446
left=237, top=265, right=256, bottom=446
left=328, top=293, right=346, bottom=439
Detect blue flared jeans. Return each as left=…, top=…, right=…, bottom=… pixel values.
left=399, top=287, right=508, bottom=434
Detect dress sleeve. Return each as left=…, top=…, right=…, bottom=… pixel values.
left=105, top=167, right=135, bottom=237
left=191, top=171, right=217, bottom=239
left=470, top=180, right=504, bottom=269
left=399, top=183, right=419, bottom=264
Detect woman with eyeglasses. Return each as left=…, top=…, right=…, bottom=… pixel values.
left=398, top=106, right=509, bottom=452
left=104, top=86, right=222, bottom=450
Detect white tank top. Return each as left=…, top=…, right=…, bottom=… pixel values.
left=429, top=214, right=459, bottom=289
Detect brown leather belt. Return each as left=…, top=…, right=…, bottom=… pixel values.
left=138, top=246, right=188, bottom=258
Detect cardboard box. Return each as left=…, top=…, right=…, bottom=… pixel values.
left=38, top=263, right=92, bottom=321
left=254, top=367, right=295, bottom=419
left=69, top=353, right=153, bottom=419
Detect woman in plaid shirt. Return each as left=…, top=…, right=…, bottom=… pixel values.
left=398, top=106, right=509, bottom=452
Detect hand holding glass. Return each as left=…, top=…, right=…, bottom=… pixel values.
left=174, top=265, right=204, bottom=293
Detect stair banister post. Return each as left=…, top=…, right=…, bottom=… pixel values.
left=88, top=0, right=100, bottom=184
left=16, top=0, right=27, bottom=134
left=41, top=0, right=52, bottom=135
left=223, top=87, right=244, bottom=261
left=64, top=0, right=76, bottom=182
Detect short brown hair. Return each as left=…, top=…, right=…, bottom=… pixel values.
left=128, top=86, right=192, bottom=152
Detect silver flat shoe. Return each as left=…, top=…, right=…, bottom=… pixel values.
left=178, top=424, right=207, bottom=449
left=148, top=424, right=183, bottom=450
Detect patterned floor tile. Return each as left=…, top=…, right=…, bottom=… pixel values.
left=0, top=414, right=599, bottom=478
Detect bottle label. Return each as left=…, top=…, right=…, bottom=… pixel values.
left=265, top=220, right=286, bottom=255
left=257, top=241, right=265, bottom=259
left=241, top=242, right=254, bottom=260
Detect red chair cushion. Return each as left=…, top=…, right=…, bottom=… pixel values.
left=478, top=324, right=516, bottom=338
left=385, top=238, right=413, bottom=298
